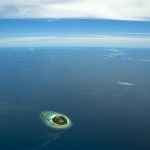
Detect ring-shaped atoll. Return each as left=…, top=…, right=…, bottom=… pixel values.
left=40, top=111, right=72, bottom=129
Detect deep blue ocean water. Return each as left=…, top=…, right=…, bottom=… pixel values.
left=0, top=47, right=150, bottom=150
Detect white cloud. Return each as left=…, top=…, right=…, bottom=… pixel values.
left=0, top=0, right=150, bottom=20
left=0, top=35, right=150, bottom=47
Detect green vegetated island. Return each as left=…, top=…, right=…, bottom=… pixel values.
left=40, top=111, right=72, bottom=129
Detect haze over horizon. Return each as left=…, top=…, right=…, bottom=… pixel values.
left=0, top=0, right=150, bottom=47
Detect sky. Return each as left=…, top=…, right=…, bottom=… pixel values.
left=0, top=0, right=150, bottom=47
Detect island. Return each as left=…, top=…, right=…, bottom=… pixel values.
left=118, top=81, right=134, bottom=86
left=40, top=111, right=72, bottom=129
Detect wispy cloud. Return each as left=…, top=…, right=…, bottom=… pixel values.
left=0, top=35, right=150, bottom=47
left=18, top=131, right=65, bottom=150
left=0, top=0, right=150, bottom=20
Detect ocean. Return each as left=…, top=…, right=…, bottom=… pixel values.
left=0, top=47, right=150, bottom=150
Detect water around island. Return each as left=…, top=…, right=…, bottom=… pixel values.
left=0, top=47, right=150, bottom=150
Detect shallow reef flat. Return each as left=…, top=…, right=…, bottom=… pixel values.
left=118, top=81, right=134, bottom=86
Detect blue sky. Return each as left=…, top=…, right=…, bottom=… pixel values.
left=0, top=0, right=150, bottom=47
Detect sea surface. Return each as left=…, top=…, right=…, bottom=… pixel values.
left=0, top=47, right=150, bottom=150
